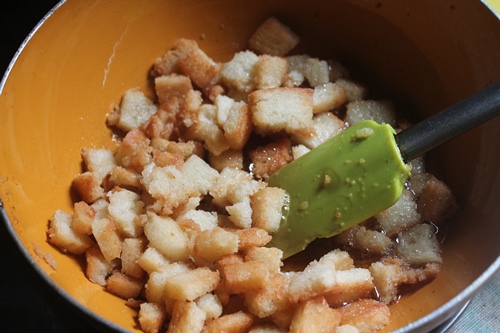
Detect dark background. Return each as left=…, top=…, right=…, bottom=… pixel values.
left=0, top=1, right=111, bottom=332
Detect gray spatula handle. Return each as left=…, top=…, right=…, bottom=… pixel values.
left=396, top=81, right=500, bottom=162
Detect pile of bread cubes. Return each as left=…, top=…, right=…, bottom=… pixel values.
left=47, top=17, right=457, bottom=333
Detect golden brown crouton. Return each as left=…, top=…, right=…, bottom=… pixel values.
left=85, top=245, right=114, bottom=286
left=251, top=187, right=287, bottom=234
left=72, top=201, right=95, bottom=235
left=338, top=299, right=390, bottom=333
left=289, top=296, right=341, bottom=333
left=47, top=210, right=93, bottom=255
left=292, top=112, right=345, bottom=149
left=202, top=311, right=254, bottom=333
left=106, top=270, right=144, bottom=300
left=138, top=302, right=167, bottom=333
left=116, top=88, right=158, bottom=132
left=164, top=267, right=221, bottom=302
left=244, top=272, right=289, bottom=318
left=256, top=55, right=288, bottom=89
left=220, top=260, right=270, bottom=294
left=192, top=227, right=240, bottom=265
left=208, top=149, right=244, bottom=172
left=154, top=74, right=193, bottom=107
left=72, top=172, right=105, bottom=204
left=168, top=301, right=206, bottom=333
left=249, top=137, right=292, bottom=179
left=324, top=268, right=374, bottom=308
left=248, top=17, right=300, bottom=56
left=92, top=217, right=123, bottom=263
left=233, top=227, right=272, bottom=250
left=107, top=166, right=142, bottom=190
left=417, top=176, right=458, bottom=225
left=121, top=237, right=147, bottom=279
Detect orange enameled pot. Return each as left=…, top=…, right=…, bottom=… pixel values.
left=1, top=0, right=499, bottom=332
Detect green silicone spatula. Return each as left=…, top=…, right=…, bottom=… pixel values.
left=267, top=81, right=500, bottom=259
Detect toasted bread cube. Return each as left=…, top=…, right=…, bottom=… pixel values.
left=107, top=188, right=144, bottom=238
left=85, top=245, right=113, bottom=286
left=81, top=148, right=116, bottom=181
left=164, top=267, right=221, bottom=302
left=72, top=171, right=105, bottom=204
left=197, top=293, right=223, bottom=321
left=249, top=138, right=293, bottom=179
left=338, top=299, right=390, bottom=333
left=177, top=40, right=222, bottom=91
left=72, top=201, right=95, bottom=235
left=180, top=154, right=220, bottom=196
left=47, top=210, right=93, bottom=255
left=192, top=227, right=239, bottom=265
left=221, top=51, right=259, bottom=93
left=223, top=102, right=253, bottom=150
left=395, top=223, right=442, bottom=266
left=335, top=79, right=367, bottom=102
left=145, top=262, right=191, bottom=306
left=114, top=128, right=150, bottom=169
left=168, top=301, right=206, bottom=333
left=324, top=268, right=374, bottom=308
left=138, top=302, right=167, bottom=333
left=226, top=198, right=253, bottom=229
left=154, top=74, right=193, bottom=106
left=144, top=212, right=190, bottom=262
left=251, top=187, right=287, bottom=234
left=417, top=176, right=457, bottom=225
left=248, top=17, right=300, bottom=56
left=106, top=270, right=144, bottom=300
left=244, top=272, right=289, bottom=318
left=202, top=311, right=254, bottom=333
left=321, top=249, right=355, bottom=271
left=233, top=227, right=272, bottom=250
left=221, top=260, right=270, bottom=294
left=292, top=112, right=345, bottom=149
left=117, top=88, right=158, bottom=132
left=249, top=324, right=287, bottom=333
left=249, top=87, right=313, bottom=134
left=245, top=247, right=283, bottom=273
left=108, top=166, right=142, bottom=190
left=187, top=104, right=231, bottom=156
left=289, top=296, right=341, bottom=333
left=138, top=247, right=171, bottom=274
left=256, top=55, right=288, bottom=89
left=92, top=217, right=122, bottom=263
left=121, top=237, right=147, bottom=279
left=345, top=99, right=396, bottom=127
left=376, top=189, right=421, bottom=237
left=288, top=252, right=337, bottom=303
left=303, top=58, right=330, bottom=87
left=209, top=149, right=244, bottom=172
left=313, top=83, right=347, bottom=114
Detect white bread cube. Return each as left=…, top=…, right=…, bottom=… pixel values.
left=180, top=154, right=220, bottom=196
left=313, top=83, right=347, bottom=114
left=164, top=267, right=221, bottom=302
left=47, top=210, right=93, bottom=255
left=336, top=325, right=359, bottom=333
left=210, top=167, right=264, bottom=207
left=107, top=188, right=144, bottom=238
left=187, top=104, right=231, bottom=156
left=92, top=217, right=122, bottom=263
left=85, top=245, right=114, bottom=286
left=226, top=197, right=253, bottom=229
left=244, top=272, right=288, bottom=318
left=202, top=311, right=254, bottom=333
left=145, top=263, right=191, bottom=306
left=292, top=112, right=345, bottom=149
left=248, top=17, right=300, bottom=56
left=249, top=87, right=313, bottom=134
left=138, top=302, right=167, bottom=333
left=319, top=249, right=354, bottom=271
left=292, top=144, right=311, bottom=160
left=287, top=252, right=338, bottom=303
left=353, top=227, right=392, bottom=255
left=417, top=176, right=457, bottom=225
left=121, top=237, right=147, bottom=279
left=192, top=227, right=239, bottom=265
left=208, top=149, right=244, bottom=172
left=256, top=55, right=288, bottom=89
left=221, top=50, right=259, bottom=93
left=138, top=246, right=171, bottom=274
left=245, top=247, right=283, bottom=273
left=375, top=189, right=421, bottom=237
left=196, top=293, right=223, bottom=321
left=303, top=58, right=330, bottom=87
left=117, top=88, right=158, bottom=132
left=154, top=74, right=193, bottom=106
left=251, top=187, right=287, bottom=234
left=178, top=209, right=218, bottom=232
left=335, top=79, right=367, bottom=102
left=395, top=223, right=442, bottom=266
left=108, top=166, right=142, bottom=190
left=325, top=268, right=374, bottom=308
left=168, top=301, right=206, bottom=333
left=144, top=212, right=190, bottom=262
left=81, top=148, right=116, bottom=181
left=249, top=325, right=287, bottom=333
left=345, top=99, right=396, bottom=127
